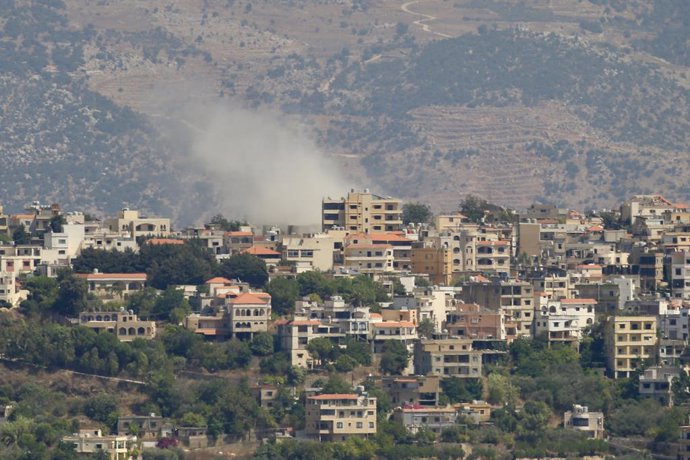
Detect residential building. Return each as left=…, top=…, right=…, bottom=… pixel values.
left=370, top=321, right=417, bottom=353
left=75, top=272, right=147, bottom=301
left=410, top=244, right=452, bottom=286
left=638, top=365, right=680, bottom=406
left=605, top=315, right=657, bottom=378
left=380, top=376, right=442, bottom=407
left=445, top=303, right=506, bottom=341
left=244, top=246, right=282, bottom=267
left=391, top=405, right=458, bottom=435
left=276, top=319, right=342, bottom=368
left=0, top=271, right=26, bottom=307
left=78, top=310, right=156, bottom=342
left=457, top=400, right=492, bottom=423
left=462, top=280, right=535, bottom=339
left=414, top=339, right=482, bottom=378
left=62, top=429, right=133, bottom=460
left=117, top=414, right=168, bottom=439
left=322, top=189, right=402, bottom=233
left=282, top=234, right=335, bottom=272
left=305, top=393, right=377, bottom=441
left=670, top=251, right=690, bottom=300
left=226, top=292, right=272, bottom=339
left=563, top=405, right=604, bottom=439
left=105, top=208, right=171, bottom=238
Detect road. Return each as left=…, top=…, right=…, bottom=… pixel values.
left=400, top=0, right=452, bottom=38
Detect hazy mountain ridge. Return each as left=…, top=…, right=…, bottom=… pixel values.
left=1, top=0, right=689, bottom=219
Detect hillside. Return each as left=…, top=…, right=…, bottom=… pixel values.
left=0, top=0, right=689, bottom=221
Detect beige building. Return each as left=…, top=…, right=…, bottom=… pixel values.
left=305, top=393, right=377, bottom=441
left=75, top=272, right=147, bottom=301
left=105, top=208, right=171, bottom=238
left=276, top=319, right=343, bottom=368
left=380, top=376, right=442, bottom=407
left=0, top=271, right=26, bottom=307
left=411, top=244, right=452, bottom=286
left=226, top=292, right=272, bottom=339
left=414, top=339, right=482, bottom=378
left=63, top=429, right=133, bottom=460
left=461, top=280, right=535, bottom=339
left=435, top=212, right=469, bottom=232
left=343, top=243, right=394, bottom=274
left=79, top=310, right=156, bottom=342
left=322, top=189, right=402, bottom=233
left=282, top=234, right=335, bottom=272
left=563, top=405, right=604, bottom=439
left=605, top=315, right=657, bottom=378
left=391, top=405, right=458, bottom=435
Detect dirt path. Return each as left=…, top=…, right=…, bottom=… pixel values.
left=400, top=0, right=452, bottom=38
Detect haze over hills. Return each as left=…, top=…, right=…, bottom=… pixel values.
left=1, top=0, right=689, bottom=224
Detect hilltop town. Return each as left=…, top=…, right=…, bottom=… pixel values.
left=2, top=190, right=690, bottom=459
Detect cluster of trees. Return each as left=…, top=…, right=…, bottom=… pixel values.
left=266, top=271, right=390, bottom=316
left=306, top=337, right=371, bottom=372
left=73, top=244, right=269, bottom=289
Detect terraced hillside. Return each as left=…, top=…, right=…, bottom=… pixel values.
left=1, top=0, right=689, bottom=221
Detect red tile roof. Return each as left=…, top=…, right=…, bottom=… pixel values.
left=244, top=246, right=281, bottom=256
left=205, top=277, right=234, bottom=285
left=225, top=231, right=253, bottom=237
left=230, top=292, right=271, bottom=305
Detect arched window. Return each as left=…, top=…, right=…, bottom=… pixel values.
left=137, top=327, right=145, bottom=335
left=119, top=328, right=127, bottom=335
left=128, top=327, right=136, bottom=335
left=96, top=315, right=102, bottom=321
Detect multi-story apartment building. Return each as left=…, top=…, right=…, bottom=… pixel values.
left=78, top=310, right=156, bottom=342
left=0, top=271, right=24, bottom=307
left=75, top=272, right=147, bottom=301
left=414, top=339, right=482, bottom=378
left=343, top=243, right=394, bottom=275
left=638, top=365, right=679, bottom=406
left=659, top=307, right=690, bottom=341
left=282, top=234, right=335, bottom=272
left=392, top=286, right=462, bottom=333
left=62, top=429, right=133, bottom=460
left=445, top=303, right=506, bottom=341
left=410, top=244, right=452, bottom=286
left=305, top=393, right=377, bottom=441
left=226, top=292, right=272, bottom=340
left=379, top=376, right=442, bottom=407
left=276, top=319, right=343, bottom=368
left=605, top=315, right=657, bottom=378
left=621, top=195, right=679, bottom=223
left=370, top=321, right=417, bottom=353
left=462, top=280, right=535, bottom=338
left=563, top=405, right=604, bottom=439
left=670, top=251, right=690, bottom=300
left=105, top=208, right=171, bottom=238
left=392, top=405, right=458, bottom=435
left=322, top=189, right=403, bottom=233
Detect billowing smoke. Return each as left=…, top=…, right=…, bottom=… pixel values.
left=159, top=100, right=350, bottom=226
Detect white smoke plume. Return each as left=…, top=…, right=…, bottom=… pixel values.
left=192, top=105, right=349, bottom=225
left=157, top=99, right=351, bottom=226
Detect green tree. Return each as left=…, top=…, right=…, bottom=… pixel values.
left=380, top=341, right=409, bottom=375
left=250, top=332, right=274, bottom=356
left=402, top=202, right=432, bottom=224
left=307, top=337, right=334, bottom=366
left=265, top=277, right=299, bottom=316
left=441, top=377, right=483, bottom=403
left=209, top=214, right=242, bottom=231
left=217, top=253, right=268, bottom=287
left=12, top=225, right=31, bottom=244
left=53, top=276, right=89, bottom=317
left=417, top=318, right=435, bottom=338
